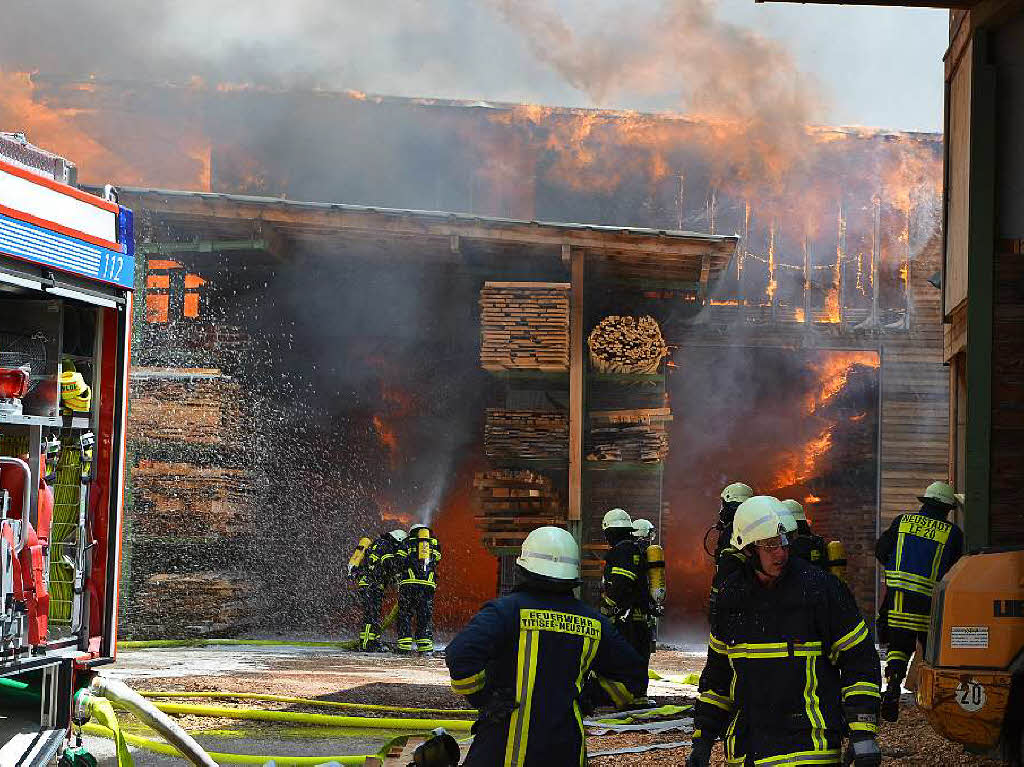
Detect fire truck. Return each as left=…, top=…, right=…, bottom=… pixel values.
left=0, top=134, right=134, bottom=763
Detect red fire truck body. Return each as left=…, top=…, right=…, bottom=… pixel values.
left=0, top=134, right=134, bottom=763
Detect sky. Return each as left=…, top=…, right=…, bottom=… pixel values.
left=0, top=0, right=948, bottom=132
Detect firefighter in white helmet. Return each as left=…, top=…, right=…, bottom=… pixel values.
left=707, top=482, right=754, bottom=623
left=781, top=498, right=829, bottom=570
left=599, top=508, right=650, bottom=664
left=356, top=529, right=406, bottom=651
left=875, top=481, right=963, bottom=722
left=689, top=497, right=881, bottom=767
left=396, top=522, right=442, bottom=654
left=446, top=526, right=647, bottom=766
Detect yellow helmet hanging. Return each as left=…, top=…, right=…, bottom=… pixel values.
left=60, top=370, right=91, bottom=413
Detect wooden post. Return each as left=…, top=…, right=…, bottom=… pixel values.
left=569, top=247, right=584, bottom=536
left=837, top=201, right=846, bottom=324
left=871, top=194, right=881, bottom=324
left=699, top=254, right=711, bottom=306
left=802, top=235, right=811, bottom=324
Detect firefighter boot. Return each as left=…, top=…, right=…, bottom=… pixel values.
left=880, top=675, right=901, bottom=722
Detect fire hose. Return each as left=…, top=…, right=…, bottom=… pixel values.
left=77, top=676, right=218, bottom=766
left=116, top=699, right=475, bottom=731
left=138, top=690, right=476, bottom=716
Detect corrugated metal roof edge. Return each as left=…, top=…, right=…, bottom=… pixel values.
left=108, top=186, right=738, bottom=247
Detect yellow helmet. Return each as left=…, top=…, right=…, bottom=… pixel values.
left=919, top=482, right=955, bottom=508
left=781, top=499, right=806, bottom=522
left=60, top=370, right=91, bottom=413
left=721, top=482, right=754, bottom=504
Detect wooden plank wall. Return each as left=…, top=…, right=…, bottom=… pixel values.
left=989, top=240, right=1024, bottom=545
left=879, top=238, right=950, bottom=527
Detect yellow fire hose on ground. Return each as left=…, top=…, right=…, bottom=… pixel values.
left=117, top=604, right=399, bottom=652
left=82, top=723, right=397, bottom=766
left=116, top=700, right=476, bottom=731
left=138, top=691, right=476, bottom=716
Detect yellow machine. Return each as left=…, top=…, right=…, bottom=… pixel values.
left=916, top=548, right=1024, bottom=761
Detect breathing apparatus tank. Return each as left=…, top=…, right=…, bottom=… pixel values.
left=646, top=543, right=666, bottom=608
left=826, top=540, right=847, bottom=582
left=416, top=526, right=432, bottom=576
left=348, top=536, right=372, bottom=577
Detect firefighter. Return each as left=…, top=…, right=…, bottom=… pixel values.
left=446, top=526, right=648, bottom=766
left=356, top=529, right=406, bottom=651
left=875, top=481, right=963, bottom=722
left=688, top=496, right=882, bottom=767
left=781, top=498, right=828, bottom=569
left=396, top=522, right=442, bottom=654
left=599, top=508, right=649, bottom=663
left=715, top=482, right=754, bottom=558
left=632, top=518, right=664, bottom=657
left=708, top=483, right=755, bottom=623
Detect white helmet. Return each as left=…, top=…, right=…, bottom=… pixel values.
left=730, top=496, right=789, bottom=550
left=721, top=482, right=754, bottom=504
left=389, top=529, right=408, bottom=542
left=919, top=481, right=956, bottom=508
left=517, top=526, right=580, bottom=581
left=778, top=509, right=798, bottom=534
left=409, top=523, right=429, bottom=535
left=632, top=518, right=656, bottom=542
left=781, top=499, right=806, bottom=523
left=602, top=508, right=633, bottom=530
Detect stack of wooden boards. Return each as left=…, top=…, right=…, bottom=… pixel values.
left=586, top=407, right=672, bottom=463
left=479, top=283, right=570, bottom=372
left=472, top=469, right=565, bottom=553
left=485, top=409, right=568, bottom=460
left=588, top=315, right=668, bottom=374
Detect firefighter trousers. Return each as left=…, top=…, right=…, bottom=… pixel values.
left=884, top=626, right=927, bottom=681
left=397, top=583, right=435, bottom=653
left=359, top=583, right=384, bottom=650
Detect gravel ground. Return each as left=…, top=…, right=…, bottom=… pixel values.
left=87, top=645, right=1006, bottom=765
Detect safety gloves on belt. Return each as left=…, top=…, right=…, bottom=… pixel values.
left=685, top=737, right=713, bottom=767
left=844, top=733, right=882, bottom=767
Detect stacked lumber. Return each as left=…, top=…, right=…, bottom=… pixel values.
left=588, top=315, right=668, bottom=374
left=480, top=283, right=570, bottom=372
left=586, top=408, right=672, bottom=463
left=472, top=469, right=565, bottom=552
left=485, top=409, right=568, bottom=460
left=131, top=572, right=254, bottom=638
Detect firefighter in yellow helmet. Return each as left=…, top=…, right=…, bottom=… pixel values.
left=446, top=526, right=647, bottom=766
left=707, top=482, right=754, bottom=623
left=875, top=481, right=963, bottom=722
left=689, top=496, right=881, bottom=767
left=396, top=522, right=442, bottom=654
left=781, top=498, right=829, bottom=569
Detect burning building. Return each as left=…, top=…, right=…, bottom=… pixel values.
left=0, top=76, right=947, bottom=636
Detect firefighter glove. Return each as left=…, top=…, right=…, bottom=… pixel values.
left=686, top=738, right=713, bottom=767
left=844, top=735, right=881, bottom=767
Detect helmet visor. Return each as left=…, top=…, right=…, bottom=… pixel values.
left=752, top=533, right=789, bottom=551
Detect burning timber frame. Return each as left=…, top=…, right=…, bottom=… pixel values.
left=116, top=188, right=735, bottom=535
left=116, top=188, right=948, bottom=614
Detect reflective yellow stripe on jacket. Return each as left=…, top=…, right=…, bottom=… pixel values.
left=451, top=669, right=486, bottom=696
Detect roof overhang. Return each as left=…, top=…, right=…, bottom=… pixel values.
left=114, top=188, right=738, bottom=285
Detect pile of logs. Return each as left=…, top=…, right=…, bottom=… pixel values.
left=586, top=407, right=672, bottom=463
left=588, top=315, right=668, bottom=374
left=485, top=409, right=568, bottom=460
left=472, top=469, right=565, bottom=552
left=479, top=283, right=570, bottom=372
